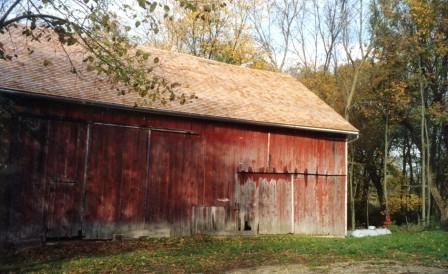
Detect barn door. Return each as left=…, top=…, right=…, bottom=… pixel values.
left=237, top=175, right=293, bottom=234
left=83, top=123, right=150, bottom=239
left=45, top=120, right=87, bottom=238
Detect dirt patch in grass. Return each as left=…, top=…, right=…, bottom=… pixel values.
left=228, top=261, right=448, bottom=274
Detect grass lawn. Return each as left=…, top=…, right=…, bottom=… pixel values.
left=1, top=230, right=447, bottom=273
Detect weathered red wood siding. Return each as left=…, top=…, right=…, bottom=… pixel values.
left=1, top=97, right=348, bottom=242
left=84, top=124, right=150, bottom=239
left=45, top=121, right=87, bottom=238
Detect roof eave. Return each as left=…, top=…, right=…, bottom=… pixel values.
left=0, top=87, right=359, bottom=136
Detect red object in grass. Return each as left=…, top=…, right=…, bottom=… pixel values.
left=384, top=213, right=392, bottom=227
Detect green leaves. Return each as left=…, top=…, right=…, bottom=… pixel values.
left=137, top=0, right=146, bottom=9
left=149, top=2, right=157, bottom=12
left=0, top=0, right=188, bottom=106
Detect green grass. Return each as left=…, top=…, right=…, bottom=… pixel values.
left=1, top=230, right=447, bottom=273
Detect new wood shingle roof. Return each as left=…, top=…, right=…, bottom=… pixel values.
left=0, top=29, right=358, bottom=134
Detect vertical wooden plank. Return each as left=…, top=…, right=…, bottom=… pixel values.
left=294, top=175, right=306, bottom=233
left=315, top=174, right=324, bottom=234
left=320, top=175, right=330, bottom=235
left=142, top=129, right=151, bottom=226
left=293, top=175, right=304, bottom=233
left=80, top=124, right=91, bottom=237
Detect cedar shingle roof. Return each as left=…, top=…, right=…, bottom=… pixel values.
left=0, top=29, right=358, bottom=134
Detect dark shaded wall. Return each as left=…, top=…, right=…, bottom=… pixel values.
left=1, top=96, right=347, bottom=243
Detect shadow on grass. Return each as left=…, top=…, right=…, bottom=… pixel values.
left=1, top=231, right=447, bottom=273
left=0, top=238, right=163, bottom=272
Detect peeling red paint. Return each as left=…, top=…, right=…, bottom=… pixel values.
left=1, top=98, right=348, bottom=242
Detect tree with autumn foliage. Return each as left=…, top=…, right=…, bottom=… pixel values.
left=0, top=0, right=190, bottom=102
left=296, top=0, right=448, bottom=228
left=146, top=0, right=275, bottom=70
left=371, top=0, right=448, bottom=226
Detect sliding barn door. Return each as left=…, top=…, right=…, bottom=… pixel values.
left=83, top=124, right=150, bottom=239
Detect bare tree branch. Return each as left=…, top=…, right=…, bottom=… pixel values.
left=2, top=13, right=67, bottom=28
left=0, top=0, right=22, bottom=28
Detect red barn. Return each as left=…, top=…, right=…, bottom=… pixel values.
left=0, top=30, right=358, bottom=244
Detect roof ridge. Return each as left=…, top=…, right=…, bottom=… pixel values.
left=0, top=29, right=358, bottom=134
left=139, top=45, right=295, bottom=79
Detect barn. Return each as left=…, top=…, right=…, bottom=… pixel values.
left=0, top=30, right=358, bottom=244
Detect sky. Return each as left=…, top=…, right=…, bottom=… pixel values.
left=1, top=0, right=372, bottom=72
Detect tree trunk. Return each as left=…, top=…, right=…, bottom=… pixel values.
left=424, top=119, right=431, bottom=224
left=429, top=182, right=448, bottom=227
left=366, top=180, right=369, bottom=227
left=419, top=60, right=426, bottom=225
left=383, top=115, right=389, bottom=214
